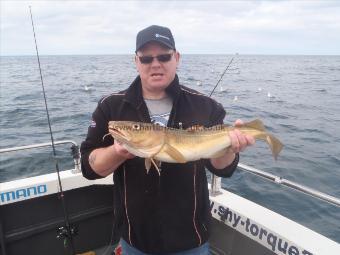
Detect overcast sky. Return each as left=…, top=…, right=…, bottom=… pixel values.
left=1, top=0, right=340, bottom=55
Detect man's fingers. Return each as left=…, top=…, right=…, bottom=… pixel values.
left=235, top=129, right=247, bottom=151
left=246, top=135, right=255, bottom=145
left=234, top=119, right=244, bottom=127
left=229, top=130, right=255, bottom=153
left=229, top=131, right=240, bottom=153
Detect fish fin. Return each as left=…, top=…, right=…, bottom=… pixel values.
left=154, top=159, right=162, bottom=168
left=266, top=135, right=284, bottom=160
left=150, top=158, right=161, bottom=176
left=186, top=125, right=205, bottom=132
left=164, top=144, right=187, bottom=163
left=145, top=159, right=152, bottom=174
left=244, top=119, right=266, bottom=131
left=210, top=148, right=228, bottom=158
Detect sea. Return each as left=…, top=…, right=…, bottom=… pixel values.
left=1, top=55, right=340, bottom=243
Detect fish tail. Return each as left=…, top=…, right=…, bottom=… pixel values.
left=265, top=134, right=283, bottom=160
left=243, top=119, right=283, bottom=159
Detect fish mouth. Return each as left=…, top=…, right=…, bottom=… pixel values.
left=108, top=127, right=130, bottom=142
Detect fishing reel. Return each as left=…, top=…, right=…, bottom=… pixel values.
left=56, top=225, right=78, bottom=248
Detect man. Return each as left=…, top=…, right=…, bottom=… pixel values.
left=81, top=25, right=254, bottom=254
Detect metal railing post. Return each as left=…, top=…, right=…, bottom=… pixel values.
left=210, top=174, right=222, bottom=196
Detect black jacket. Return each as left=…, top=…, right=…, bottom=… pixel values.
left=80, top=75, right=239, bottom=253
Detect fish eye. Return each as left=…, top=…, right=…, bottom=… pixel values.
left=132, top=124, right=140, bottom=130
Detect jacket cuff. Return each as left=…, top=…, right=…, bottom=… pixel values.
left=204, top=153, right=239, bottom=178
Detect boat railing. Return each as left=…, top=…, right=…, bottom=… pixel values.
left=211, top=164, right=340, bottom=207
left=0, top=140, right=81, bottom=174
left=1, top=140, right=340, bottom=207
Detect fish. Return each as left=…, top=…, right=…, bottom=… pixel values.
left=108, top=119, right=283, bottom=175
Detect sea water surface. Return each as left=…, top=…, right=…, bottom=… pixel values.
left=1, top=55, right=340, bottom=243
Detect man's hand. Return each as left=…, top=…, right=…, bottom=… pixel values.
left=228, top=119, right=255, bottom=153
left=113, top=141, right=135, bottom=160
left=210, top=119, right=255, bottom=169
left=88, top=140, right=135, bottom=177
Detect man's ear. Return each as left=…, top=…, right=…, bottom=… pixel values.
left=175, top=51, right=180, bottom=66
left=134, top=55, right=140, bottom=73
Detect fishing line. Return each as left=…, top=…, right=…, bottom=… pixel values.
left=209, top=55, right=236, bottom=97
left=29, top=6, right=75, bottom=255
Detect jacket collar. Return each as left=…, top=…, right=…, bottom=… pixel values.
left=123, top=75, right=182, bottom=108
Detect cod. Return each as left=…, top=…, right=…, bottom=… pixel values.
left=108, top=119, right=283, bottom=175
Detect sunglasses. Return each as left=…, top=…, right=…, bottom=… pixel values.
left=137, top=52, right=174, bottom=64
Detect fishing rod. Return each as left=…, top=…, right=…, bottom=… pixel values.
left=209, top=55, right=235, bottom=97
left=208, top=55, right=237, bottom=196
left=29, top=6, right=76, bottom=255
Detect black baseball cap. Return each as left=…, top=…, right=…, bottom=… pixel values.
left=136, top=25, right=176, bottom=52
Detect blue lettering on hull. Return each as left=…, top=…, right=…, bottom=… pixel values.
left=0, top=184, right=47, bottom=203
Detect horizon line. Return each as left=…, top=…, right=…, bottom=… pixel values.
left=1, top=53, right=340, bottom=57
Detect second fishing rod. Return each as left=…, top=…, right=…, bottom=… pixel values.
left=29, top=6, right=76, bottom=255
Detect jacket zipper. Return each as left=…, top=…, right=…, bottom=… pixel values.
left=136, top=101, right=151, bottom=123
